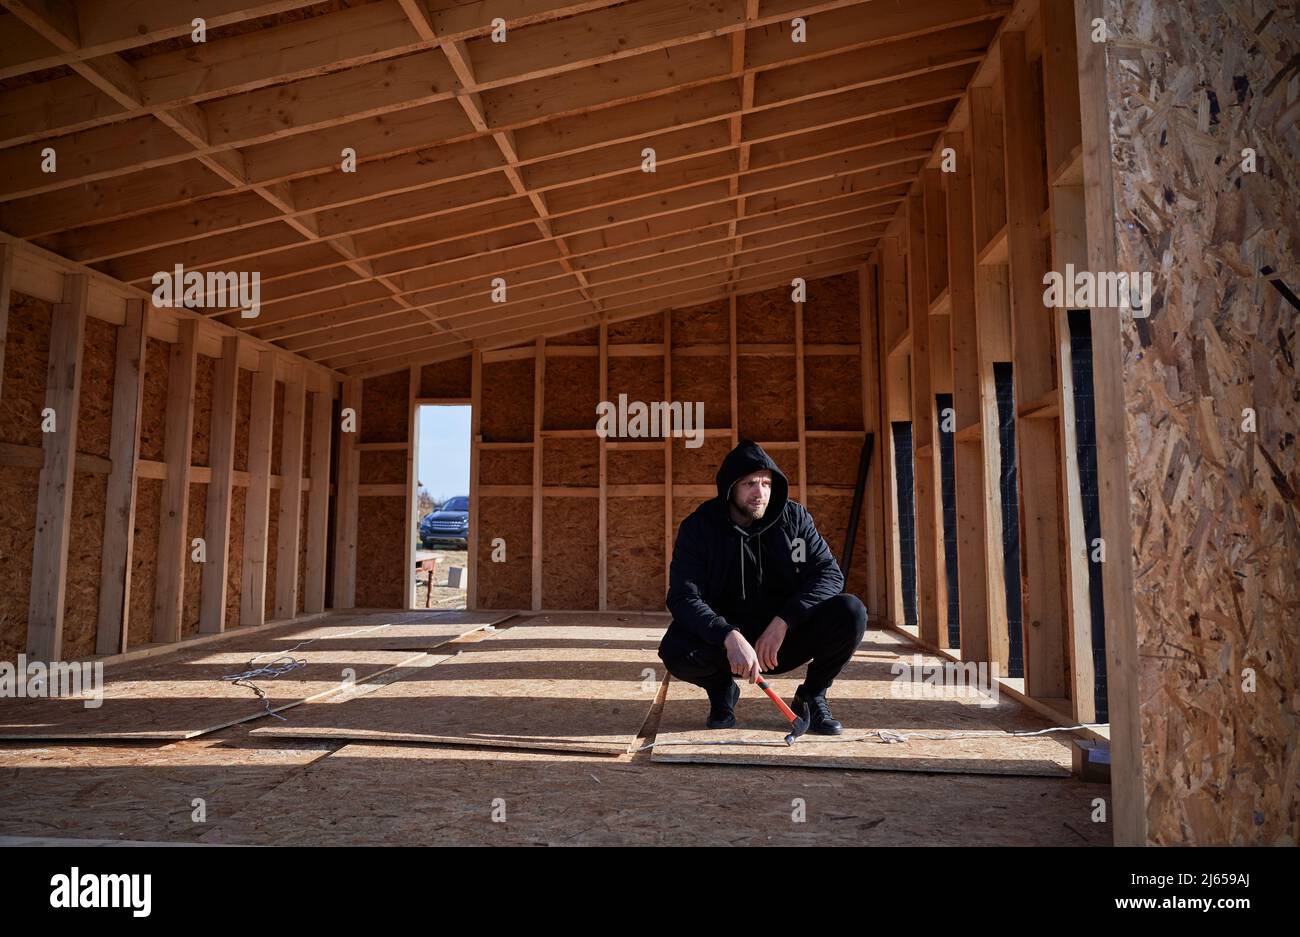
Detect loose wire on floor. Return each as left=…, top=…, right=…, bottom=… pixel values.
left=220, top=623, right=395, bottom=720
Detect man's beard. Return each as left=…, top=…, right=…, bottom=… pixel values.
left=732, top=495, right=767, bottom=521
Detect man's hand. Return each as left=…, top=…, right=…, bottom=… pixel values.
left=724, top=630, right=761, bottom=683
left=755, top=616, right=788, bottom=672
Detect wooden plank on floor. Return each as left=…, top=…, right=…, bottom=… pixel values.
left=27, top=274, right=87, bottom=661
left=651, top=629, right=1072, bottom=776
left=97, top=299, right=148, bottom=655
left=0, top=611, right=515, bottom=740
left=249, top=614, right=667, bottom=755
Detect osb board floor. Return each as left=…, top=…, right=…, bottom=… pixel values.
left=0, top=611, right=513, bottom=740
left=0, top=614, right=1109, bottom=846
left=0, top=716, right=1108, bottom=846
left=249, top=613, right=666, bottom=754
left=651, top=630, right=1073, bottom=777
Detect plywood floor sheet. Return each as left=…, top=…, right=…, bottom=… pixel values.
left=651, top=630, right=1073, bottom=777
left=250, top=613, right=668, bottom=754
left=0, top=611, right=513, bottom=740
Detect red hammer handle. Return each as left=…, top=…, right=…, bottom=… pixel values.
left=755, top=677, right=798, bottom=723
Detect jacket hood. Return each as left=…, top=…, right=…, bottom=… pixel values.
left=714, top=439, right=789, bottom=536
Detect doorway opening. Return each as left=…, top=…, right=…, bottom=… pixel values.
left=411, top=403, right=471, bottom=610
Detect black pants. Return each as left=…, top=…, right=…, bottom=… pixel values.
left=658, top=593, right=868, bottom=699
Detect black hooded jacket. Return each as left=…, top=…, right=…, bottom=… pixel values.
left=664, top=440, right=846, bottom=646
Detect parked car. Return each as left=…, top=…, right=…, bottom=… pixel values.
left=420, top=496, right=470, bottom=548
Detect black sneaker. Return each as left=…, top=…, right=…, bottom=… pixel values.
left=792, top=692, right=842, bottom=735
left=705, top=680, right=740, bottom=729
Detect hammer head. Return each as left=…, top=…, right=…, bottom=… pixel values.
left=784, top=698, right=810, bottom=746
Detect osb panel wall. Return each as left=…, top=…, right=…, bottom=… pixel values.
left=360, top=449, right=406, bottom=484
left=672, top=298, right=729, bottom=345
left=183, top=483, right=206, bottom=636
left=566, top=325, right=599, bottom=345
left=542, top=356, right=598, bottom=430
left=138, top=337, right=170, bottom=462
left=1107, top=0, right=1299, bottom=845
left=270, top=380, right=284, bottom=476
left=541, top=497, right=599, bottom=608
left=265, top=489, right=280, bottom=620
left=354, top=370, right=411, bottom=609
left=419, top=355, right=470, bottom=397
left=480, top=448, right=532, bottom=485
left=0, top=293, right=49, bottom=658
left=805, top=494, right=870, bottom=604
left=226, top=487, right=247, bottom=628
left=65, top=473, right=108, bottom=658
left=805, top=356, right=863, bottom=430
left=360, top=370, right=408, bottom=444
left=737, top=285, right=795, bottom=343
left=806, top=437, right=863, bottom=485
left=606, top=496, right=663, bottom=609
left=672, top=437, right=732, bottom=486
left=670, top=356, right=730, bottom=429
left=608, top=313, right=663, bottom=344
left=608, top=447, right=663, bottom=485
left=128, top=479, right=162, bottom=646
left=297, top=494, right=309, bottom=616
left=78, top=316, right=117, bottom=458
left=64, top=315, right=117, bottom=656
left=803, top=272, right=860, bottom=344
left=233, top=368, right=253, bottom=472
left=737, top=355, right=797, bottom=441
left=190, top=353, right=216, bottom=467
left=607, top=356, right=664, bottom=437
left=0, top=292, right=48, bottom=447
left=542, top=438, right=598, bottom=487
left=765, top=447, right=800, bottom=488
left=355, top=495, right=405, bottom=608
left=476, top=495, right=531, bottom=608
left=481, top=358, right=533, bottom=442
left=0, top=467, right=39, bottom=661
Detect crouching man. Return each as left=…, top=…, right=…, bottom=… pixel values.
left=660, top=439, right=867, bottom=732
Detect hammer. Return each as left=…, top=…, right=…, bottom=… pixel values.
left=755, top=677, right=809, bottom=745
